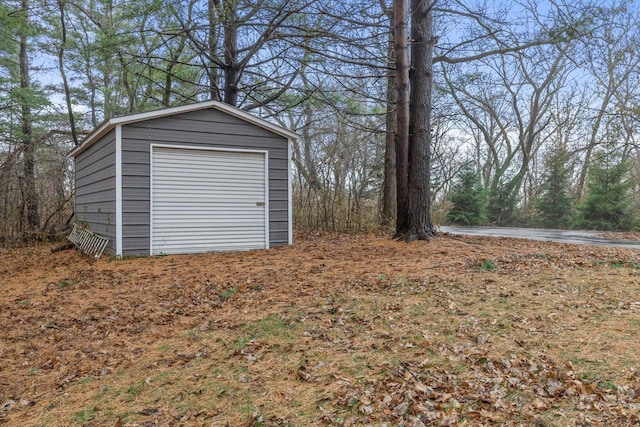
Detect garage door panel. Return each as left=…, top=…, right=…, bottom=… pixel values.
left=155, top=242, right=265, bottom=253
left=153, top=211, right=265, bottom=218
left=154, top=179, right=263, bottom=188
left=152, top=232, right=266, bottom=243
left=153, top=222, right=266, bottom=230
left=154, top=191, right=264, bottom=198
left=153, top=217, right=265, bottom=224
left=151, top=147, right=267, bottom=255
left=153, top=161, right=263, bottom=172
left=153, top=158, right=263, bottom=171
left=152, top=166, right=264, bottom=178
left=154, top=234, right=265, bottom=244
left=153, top=230, right=264, bottom=238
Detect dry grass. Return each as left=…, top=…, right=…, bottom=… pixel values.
left=1, top=233, right=639, bottom=426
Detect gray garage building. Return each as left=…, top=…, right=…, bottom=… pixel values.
left=70, top=100, right=297, bottom=257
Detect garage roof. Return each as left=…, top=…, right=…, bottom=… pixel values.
left=69, top=100, right=299, bottom=157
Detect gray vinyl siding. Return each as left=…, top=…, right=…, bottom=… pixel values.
left=74, top=130, right=116, bottom=253
left=120, top=108, right=289, bottom=256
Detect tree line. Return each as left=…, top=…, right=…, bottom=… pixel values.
left=1, top=0, right=638, bottom=244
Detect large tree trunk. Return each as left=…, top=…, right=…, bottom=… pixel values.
left=393, top=0, right=409, bottom=236
left=19, top=0, right=39, bottom=231
left=404, top=0, right=436, bottom=240
left=381, top=6, right=397, bottom=227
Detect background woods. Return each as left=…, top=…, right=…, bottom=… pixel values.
left=1, top=0, right=639, bottom=244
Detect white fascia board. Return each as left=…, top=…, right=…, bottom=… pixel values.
left=69, top=100, right=300, bottom=157
left=68, top=120, right=112, bottom=157
left=115, top=125, right=123, bottom=257
left=211, top=102, right=300, bottom=141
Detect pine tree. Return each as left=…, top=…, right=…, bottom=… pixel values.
left=574, top=155, right=636, bottom=231
left=446, top=163, right=487, bottom=226
left=487, top=180, right=520, bottom=226
left=1, top=0, right=49, bottom=232
left=534, top=146, right=574, bottom=229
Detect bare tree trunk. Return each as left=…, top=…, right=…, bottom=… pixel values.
left=86, top=64, right=98, bottom=127
left=19, top=0, right=39, bottom=231
left=405, top=0, right=436, bottom=240
left=576, top=97, right=611, bottom=201
left=57, top=0, right=79, bottom=146
left=117, top=51, right=135, bottom=113
left=208, top=0, right=221, bottom=100
left=162, top=65, right=173, bottom=106
left=393, top=0, right=409, bottom=235
left=223, top=1, right=239, bottom=107
left=382, top=8, right=397, bottom=226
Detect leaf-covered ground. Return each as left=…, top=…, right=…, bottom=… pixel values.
left=1, top=233, right=639, bottom=426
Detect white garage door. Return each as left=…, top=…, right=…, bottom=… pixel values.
left=151, top=146, right=268, bottom=254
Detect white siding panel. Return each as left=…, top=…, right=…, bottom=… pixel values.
left=151, top=146, right=267, bottom=254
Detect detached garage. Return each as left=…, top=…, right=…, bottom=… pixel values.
left=70, top=100, right=297, bottom=257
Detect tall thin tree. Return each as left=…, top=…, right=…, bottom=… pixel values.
left=404, top=0, right=437, bottom=240
left=19, top=0, right=39, bottom=231
left=394, top=0, right=437, bottom=240
left=393, top=0, right=410, bottom=235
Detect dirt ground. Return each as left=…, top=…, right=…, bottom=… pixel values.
left=1, top=232, right=639, bottom=426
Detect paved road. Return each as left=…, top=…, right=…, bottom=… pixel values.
left=440, top=226, right=640, bottom=250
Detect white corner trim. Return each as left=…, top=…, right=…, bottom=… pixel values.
left=288, top=139, right=293, bottom=245
left=149, top=145, right=154, bottom=255
left=264, top=151, right=270, bottom=249
left=115, top=125, right=123, bottom=257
